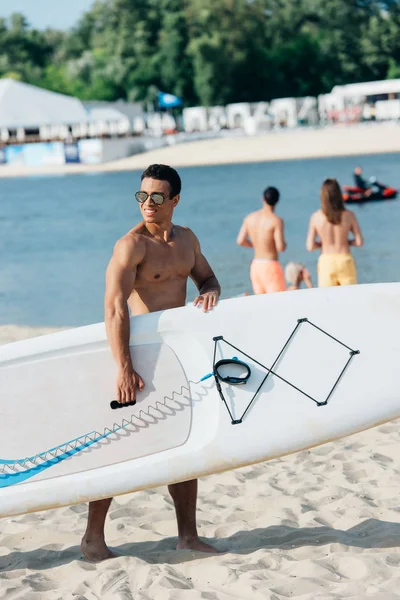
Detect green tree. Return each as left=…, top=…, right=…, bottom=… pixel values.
left=1, top=0, right=400, bottom=105
left=387, top=58, right=400, bottom=79
left=157, top=1, right=195, bottom=103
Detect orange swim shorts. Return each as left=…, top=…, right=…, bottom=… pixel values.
left=250, top=259, right=287, bottom=294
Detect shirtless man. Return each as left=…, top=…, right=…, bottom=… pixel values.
left=80, top=164, right=221, bottom=562
left=236, top=186, right=287, bottom=294
left=306, top=178, right=364, bottom=287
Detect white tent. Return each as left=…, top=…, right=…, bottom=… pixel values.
left=86, top=106, right=131, bottom=135
left=0, top=78, right=89, bottom=129
left=331, top=79, right=400, bottom=99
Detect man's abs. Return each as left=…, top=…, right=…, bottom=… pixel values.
left=128, top=277, right=188, bottom=316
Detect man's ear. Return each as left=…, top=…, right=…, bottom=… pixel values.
left=173, top=194, right=180, bottom=207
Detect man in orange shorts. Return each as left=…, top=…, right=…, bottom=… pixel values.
left=236, top=186, right=287, bottom=294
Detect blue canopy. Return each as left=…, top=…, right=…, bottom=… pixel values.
left=158, top=91, right=182, bottom=109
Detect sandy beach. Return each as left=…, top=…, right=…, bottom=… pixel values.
left=1, top=325, right=399, bottom=599
left=0, top=123, right=399, bottom=179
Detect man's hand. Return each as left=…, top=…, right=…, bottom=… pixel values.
left=193, top=290, right=219, bottom=312
left=116, top=368, right=144, bottom=405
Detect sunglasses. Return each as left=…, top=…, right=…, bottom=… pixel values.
left=135, top=191, right=167, bottom=206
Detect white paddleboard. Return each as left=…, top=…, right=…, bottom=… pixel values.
left=1, top=283, right=399, bottom=518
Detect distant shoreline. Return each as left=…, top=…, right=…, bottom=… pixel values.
left=0, top=325, right=67, bottom=345
left=0, top=122, right=399, bottom=179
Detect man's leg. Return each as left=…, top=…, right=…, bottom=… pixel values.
left=168, top=479, right=218, bottom=552
left=265, top=261, right=287, bottom=293
left=80, top=498, right=115, bottom=562
left=250, top=261, right=266, bottom=295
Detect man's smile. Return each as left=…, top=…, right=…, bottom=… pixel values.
left=143, top=208, right=156, bottom=216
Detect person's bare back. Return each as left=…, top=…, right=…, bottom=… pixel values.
left=237, top=186, right=287, bottom=294
left=306, top=178, right=364, bottom=288
left=306, top=209, right=363, bottom=254
left=239, top=209, right=285, bottom=259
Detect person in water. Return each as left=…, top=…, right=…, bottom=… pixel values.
left=306, top=178, right=364, bottom=287
left=236, top=186, right=287, bottom=294
left=353, top=166, right=385, bottom=196
left=353, top=166, right=369, bottom=191
left=284, top=262, right=313, bottom=290
left=80, top=164, right=221, bottom=562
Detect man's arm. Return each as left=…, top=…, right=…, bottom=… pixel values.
left=302, top=267, right=313, bottom=289
left=105, top=235, right=145, bottom=404
left=348, top=212, right=364, bottom=247
left=306, top=214, right=321, bottom=252
left=274, top=217, right=287, bottom=253
left=236, top=219, right=253, bottom=248
left=189, top=233, right=221, bottom=312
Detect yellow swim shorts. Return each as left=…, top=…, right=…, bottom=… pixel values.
left=317, top=254, right=357, bottom=287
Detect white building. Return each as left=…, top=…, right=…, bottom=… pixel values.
left=331, top=79, right=400, bottom=101
left=319, top=79, right=400, bottom=123
left=0, top=78, right=89, bottom=141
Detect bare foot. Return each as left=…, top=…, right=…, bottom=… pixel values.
left=80, top=536, right=116, bottom=562
left=176, top=536, right=220, bottom=553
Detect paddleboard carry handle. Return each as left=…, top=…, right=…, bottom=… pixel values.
left=110, top=400, right=137, bottom=410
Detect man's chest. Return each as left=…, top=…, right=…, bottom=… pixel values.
left=137, top=241, right=196, bottom=283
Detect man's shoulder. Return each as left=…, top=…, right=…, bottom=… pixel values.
left=128, top=221, right=148, bottom=237
left=174, top=224, right=197, bottom=241
left=114, top=228, right=146, bottom=260
left=174, top=224, right=192, bottom=233
left=264, top=212, right=283, bottom=227
left=246, top=210, right=262, bottom=222
left=119, top=227, right=146, bottom=247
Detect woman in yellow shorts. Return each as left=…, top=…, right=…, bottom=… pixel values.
left=306, top=179, right=364, bottom=287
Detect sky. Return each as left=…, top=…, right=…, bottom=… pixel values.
left=0, top=0, right=95, bottom=30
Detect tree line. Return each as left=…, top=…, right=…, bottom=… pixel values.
left=1, top=0, right=400, bottom=106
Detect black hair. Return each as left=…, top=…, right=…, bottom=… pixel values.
left=141, top=164, right=182, bottom=198
left=263, top=186, right=280, bottom=206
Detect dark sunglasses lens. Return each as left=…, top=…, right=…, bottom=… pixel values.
left=135, top=191, right=147, bottom=203
left=152, top=194, right=164, bottom=205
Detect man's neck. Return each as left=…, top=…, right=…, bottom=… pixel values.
left=262, top=204, right=275, bottom=215
left=145, top=222, right=174, bottom=242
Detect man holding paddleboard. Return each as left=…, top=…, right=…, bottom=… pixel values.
left=81, top=164, right=221, bottom=562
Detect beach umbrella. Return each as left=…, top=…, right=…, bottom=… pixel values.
left=158, top=92, right=182, bottom=109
